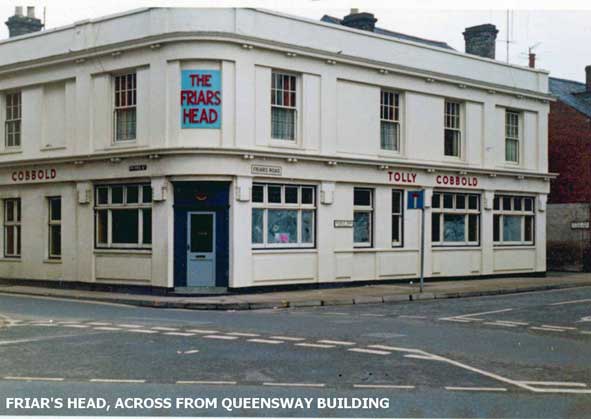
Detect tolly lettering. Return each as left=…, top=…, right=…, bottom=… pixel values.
left=388, top=171, right=417, bottom=184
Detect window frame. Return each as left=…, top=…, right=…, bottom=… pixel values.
left=353, top=188, right=374, bottom=248
left=505, top=109, right=521, bottom=164
left=5, top=91, right=22, bottom=149
left=94, top=183, right=152, bottom=250
left=431, top=191, right=480, bottom=247
left=113, top=72, right=137, bottom=143
left=380, top=90, right=401, bottom=152
left=444, top=100, right=462, bottom=158
left=47, top=196, right=62, bottom=259
left=3, top=198, right=21, bottom=258
left=270, top=71, right=298, bottom=142
left=391, top=189, right=404, bottom=247
left=493, top=195, right=535, bottom=246
left=251, top=183, right=316, bottom=249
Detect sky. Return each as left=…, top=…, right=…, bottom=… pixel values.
left=1, top=0, right=591, bottom=82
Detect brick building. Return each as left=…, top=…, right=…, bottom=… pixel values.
left=548, top=68, right=591, bottom=271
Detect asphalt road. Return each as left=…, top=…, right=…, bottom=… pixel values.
left=0, top=286, right=590, bottom=418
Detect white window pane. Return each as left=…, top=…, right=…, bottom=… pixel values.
left=443, top=214, right=465, bottom=242
left=503, top=215, right=522, bottom=241
left=271, top=107, right=296, bottom=140
left=252, top=209, right=264, bottom=244
left=354, top=211, right=371, bottom=244
left=301, top=210, right=314, bottom=243
left=267, top=210, right=297, bottom=244
left=381, top=121, right=398, bottom=151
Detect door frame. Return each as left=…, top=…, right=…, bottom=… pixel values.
left=186, top=211, right=216, bottom=287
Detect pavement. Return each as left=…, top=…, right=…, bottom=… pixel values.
left=0, top=271, right=591, bottom=310
left=0, top=285, right=590, bottom=417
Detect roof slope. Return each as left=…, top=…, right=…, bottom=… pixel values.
left=320, top=15, right=454, bottom=50
left=550, top=77, right=591, bottom=118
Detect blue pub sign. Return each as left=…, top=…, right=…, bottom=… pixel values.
left=180, top=70, right=221, bottom=129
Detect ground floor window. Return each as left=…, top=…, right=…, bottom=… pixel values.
left=392, top=190, right=403, bottom=246
left=354, top=188, right=373, bottom=248
left=252, top=183, right=315, bottom=248
left=95, top=184, right=152, bottom=249
left=493, top=195, right=535, bottom=245
left=3, top=198, right=20, bottom=257
left=48, top=197, right=61, bottom=259
left=431, top=192, right=480, bottom=246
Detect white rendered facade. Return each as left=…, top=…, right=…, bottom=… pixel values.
left=0, top=8, right=552, bottom=290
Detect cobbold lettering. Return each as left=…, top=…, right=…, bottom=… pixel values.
left=436, top=175, right=478, bottom=187
left=11, top=168, right=57, bottom=182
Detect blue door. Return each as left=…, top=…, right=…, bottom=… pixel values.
left=186, top=212, right=216, bottom=287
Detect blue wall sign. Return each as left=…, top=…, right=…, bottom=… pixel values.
left=407, top=190, right=425, bottom=210
left=180, top=70, right=221, bottom=129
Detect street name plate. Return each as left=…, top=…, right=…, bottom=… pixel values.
left=571, top=221, right=590, bottom=230
left=251, top=165, right=282, bottom=176
left=334, top=220, right=354, bottom=228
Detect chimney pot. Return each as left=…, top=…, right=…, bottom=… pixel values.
left=342, top=10, right=377, bottom=32
left=528, top=53, right=536, bottom=69
left=27, top=6, right=35, bottom=18
left=15, top=6, right=23, bottom=16
left=463, top=24, right=499, bottom=59
left=586, top=66, right=591, bottom=93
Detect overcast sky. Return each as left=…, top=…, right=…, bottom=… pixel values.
left=1, top=0, right=591, bottom=82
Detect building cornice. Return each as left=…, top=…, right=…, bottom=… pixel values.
left=0, top=32, right=555, bottom=103
left=0, top=146, right=558, bottom=182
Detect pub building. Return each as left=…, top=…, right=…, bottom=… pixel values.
left=0, top=8, right=552, bottom=292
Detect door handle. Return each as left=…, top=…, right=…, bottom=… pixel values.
left=194, top=255, right=206, bottom=259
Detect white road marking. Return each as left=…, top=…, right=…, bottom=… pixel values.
left=182, top=350, right=200, bottom=355
left=203, top=335, right=239, bottom=340
left=295, top=342, right=335, bottom=349
left=93, top=327, right=122, bottom=331
left=323, top=312, right=349, bottom=316
left=247, top=338, right=284, bottom=344
left=86, top=322, right=112, bottom=326
left=117, top=324, right=143, bottom=329
left=353, top=384, right=414, bottom=389
left=176, top=380, right=236, bottom=385
left=398, top=315, right=427, bottom=319
left=518, top=381, right=587, bottom=388
left=187, top=329, right=220, bottom=334
left=4, top=376, right=64, bottom=382
left=227, top=332, right=260, bottom=337
left=440, top=308, right=514, bottom=323
left=483, top=322, right=517, bottom=327
left=581, top=331, right=591, bottom=335
left=269, top=336, right=306, bottom=341
left=530, top=327, right=566, bottom=332
left=128, top=329, right=158, bottom=334
left=360, top=314, right=386, bottom=317
left=90, top=379, right=146, bottom=383
left=492, top=320, right=529, bottom=326
left=263, top=382, right=325, bottom=388
left=317, top=340, right=356, bottom=346
left=62, top=324, right=90, bottom=329
left=440, top=318, right=472, bottom=323
left=164, top=332, right=196, bottom=337
left=57, top=321, right=81, bottom=324
left=541, top=324, right=577, bottom=330
left=367, top=345, right=428, bottom=355
left=151, top=327, right=179, bottom=331
left=31, top=323, right=58, bottom=327
left=404, top=354, right=439, bottom=360
left=550, top=298, right=591, bottom=306
left=445, top=386, right=508, bottom=392
left=348, top=348, right=391, bottom=356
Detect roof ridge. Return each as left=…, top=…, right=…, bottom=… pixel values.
left=550, top=76, right=585, bottom=85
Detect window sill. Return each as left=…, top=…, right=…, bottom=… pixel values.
left=41, top=145, right=67, bottom=152
left=102, top=141, right=145, bottom=151
left=335, top=248, right=417, bottom=253
left=432, top=246, right=481, bottom=251
left=0, top=257, right=21, bottom=262
left=0, top=148, right=22, bottom=156
left=378, top=150, right=403, bottom=158
left=94, top=249, right=152, bottom=256
left=269, top=139, right=300, bottom=149
left=43, top=258, right=62, bottom=264
left=493, top=245, right=536, bottom=249
left=252, top=248, right=317, bottom=254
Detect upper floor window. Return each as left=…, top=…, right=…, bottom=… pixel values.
left=380, top=90, right=400, bottom=152
left=5, top=92, right=21, bottom=148
left=505, top=110, right=520, bottom=163
left=444, top=100, right=461, bottom=158
left=354, top=188, right=373, bottom=248
left=271, top=72, right=297, bottom=141
left=114, top=73, right=137, bottom=142
left=4, top=198, right=21, bottom=258
left=493, top=195, right=534, bottom=245
left=252, top=183, right=315, bottom=248
left=432, top=192, right=479, bottom=246
left=95, top=184, right=152, bottom=249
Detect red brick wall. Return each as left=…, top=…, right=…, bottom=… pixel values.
left=549, top=100, right=591, bottom=203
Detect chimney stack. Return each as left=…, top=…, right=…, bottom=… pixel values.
left=528, top=52, right=536, bottom=69
left=586, top=66, right=591, bottom=93
left=463, top=24, right=499, bottom=59
left=5, top=6, right=43, bottom=38
left=342, top=9, right=377, bottom=32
